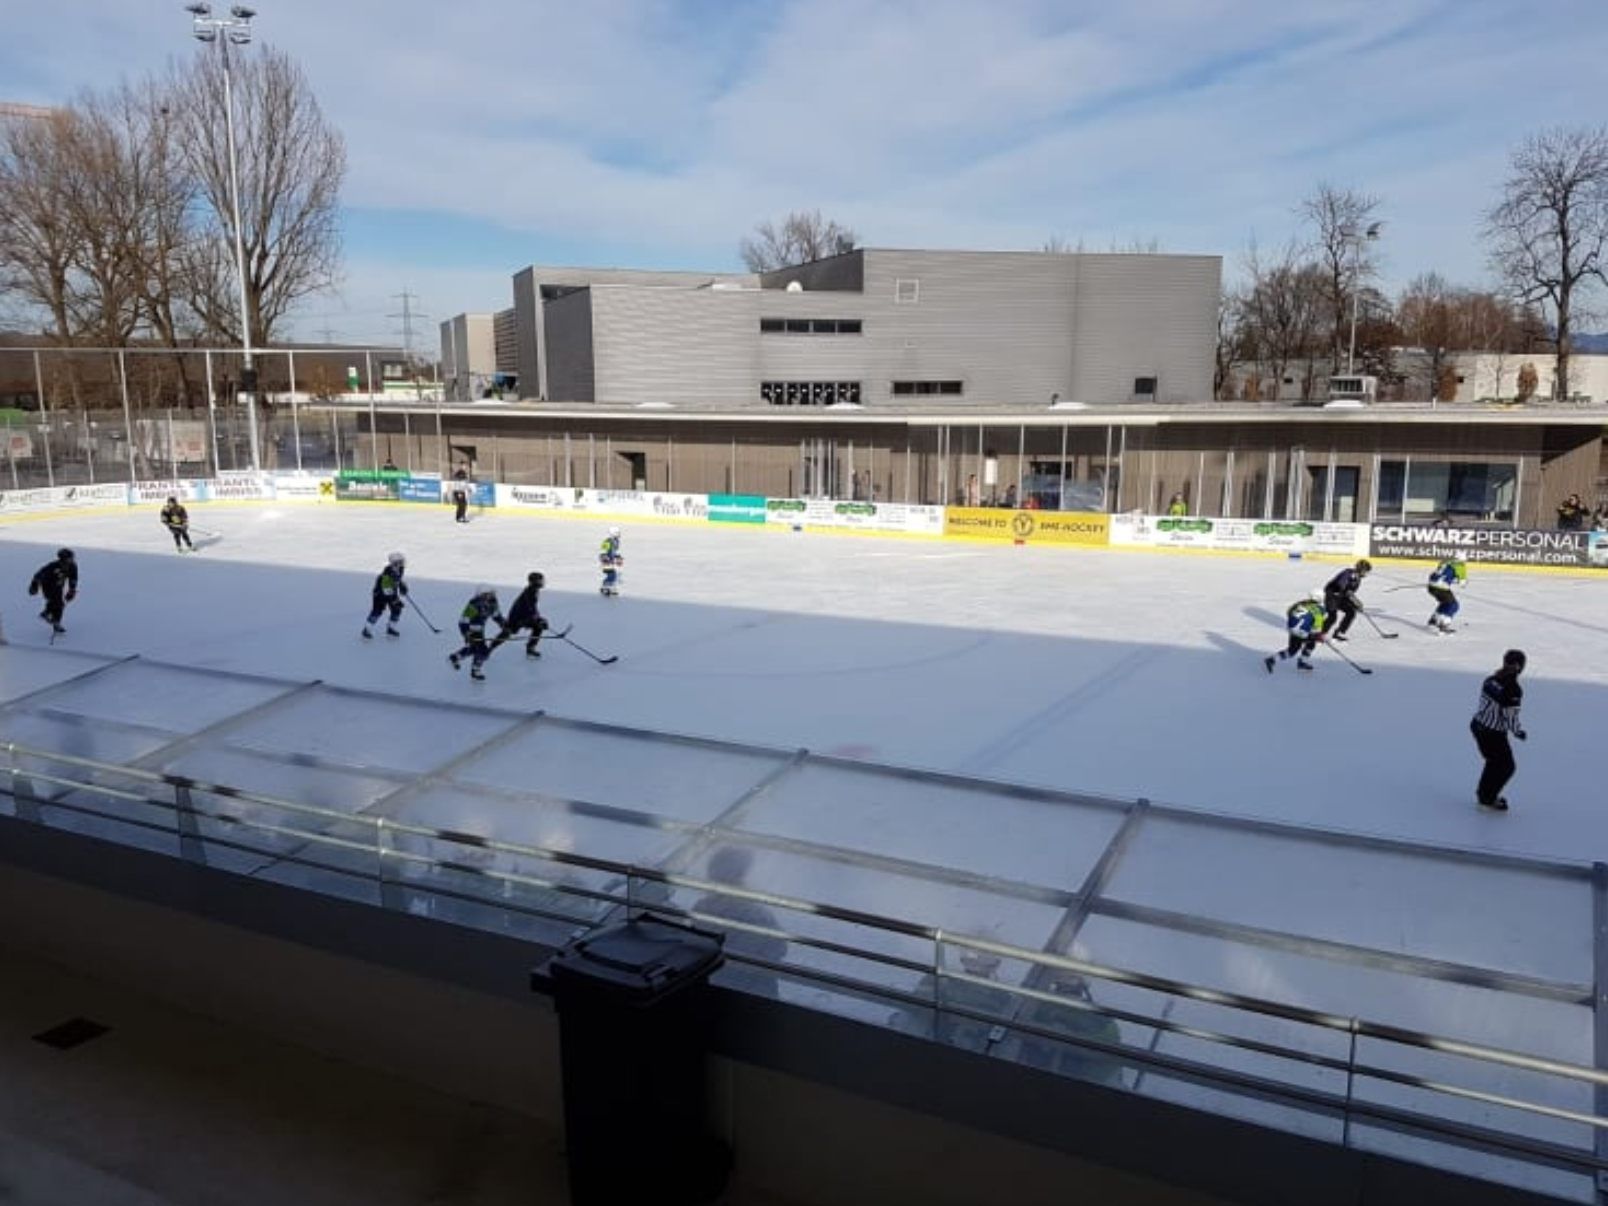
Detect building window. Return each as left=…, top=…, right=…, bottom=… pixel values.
left=891, top=381, right=963, bottom=396
left=895, top=279, right=920, bottom=304
left=762, top=381, right=862, bottom=406
left=1378, top=459, right=1517, bottom=523
left=759, top=317, right=864, bottom=335
left=1133, top=376, right=1157, bottom=397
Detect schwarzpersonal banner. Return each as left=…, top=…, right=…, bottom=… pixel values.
left=1369, top=523, right=1599, bottom=568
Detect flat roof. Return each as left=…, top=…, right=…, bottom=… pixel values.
left=353, top=399, right=1608, bottom=429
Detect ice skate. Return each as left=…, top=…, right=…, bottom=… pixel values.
left=1263, top=656, right=1275, bottom=674
left=1477, top=796, right=1509, bottom=812
left=362, top=627, right=373, bottom=640
left=470, top=665, right=485, bottom=681
left=386, top=625, right=401, bottom=638
left=449, top=653, right=462, bottom=670
left=1296, top=658, right=1314, bottom=671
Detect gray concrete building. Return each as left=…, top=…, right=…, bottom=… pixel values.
left=512, top=249, right=1220, bottom=407
left=439, top=312, right=496, bottom=401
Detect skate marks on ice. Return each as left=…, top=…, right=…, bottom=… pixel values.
left=958, top=645, right=1167, bottom=776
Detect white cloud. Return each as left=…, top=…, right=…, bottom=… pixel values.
left=5, top=0, right=1608, bottom=307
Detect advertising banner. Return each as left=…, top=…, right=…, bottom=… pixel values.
left=944, top=507, right=1109, bottom=546
left=0, top=482, right=130, bottom=514
left=1111, top=514, right=1368, bottom=557
left=768, top=498, right=945, bottom=535
left=209, top=470, right=272, bottom=501
left=270, top=475, right=334, bottom=501
left=130, top=479, right=209, bottom=504
left=2, top=429, right=34, bottom=459
left=398, top=475, right=445, bottom=504
left=1369, top=523, right=1596, bottom=568
left=334, top=474, right=400, bottom=501
left=496, top=483, right=574, bottom=511
left=708, top=493, right=767, bottom=524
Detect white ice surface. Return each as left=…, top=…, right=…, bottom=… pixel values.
left=4, top=503, right=1602, bottom=863
left=5, top=503, right=1606, bottom=1193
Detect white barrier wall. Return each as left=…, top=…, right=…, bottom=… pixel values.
left=1109, top=514, right=1369, bottom=557
left=494, top=484, right=711, bottom=522
left=764, top=498, right=946, bottom=536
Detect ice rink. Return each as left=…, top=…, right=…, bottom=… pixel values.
left=3, top=501, right=1604, bottom=863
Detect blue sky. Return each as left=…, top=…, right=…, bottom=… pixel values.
left=4, top=0, right=1607, bottom=347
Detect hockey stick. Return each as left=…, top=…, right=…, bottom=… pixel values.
left=1360, top=611, right=1399, bottom=640
left=555, top=629, right=618, bottom=665
left=1322, top=638, right=1373, bottom=675
left=405, top=594, right=442, bottom=635
left=487, top=622, right=571, bottom=658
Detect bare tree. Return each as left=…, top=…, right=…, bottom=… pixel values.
left=1485, top=126, right=1608, bottom=400
left=1398, top=273, right=1457, bottom=400
left=1238, top=240, right=1327, bottom=401
left=1214, top=286, right=1248, bottom=400
left=739, top=210, right=857, bottom=272
left=0, top=110, right=83, bottom=347
left=174, top=44, right=345, bottom=347
left=1300, top=182, right=1383, bottom=366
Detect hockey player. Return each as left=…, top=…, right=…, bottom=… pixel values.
left=1322, top=558, right=1371, bottom=640
left=361, top=552, right=408, bottom=639
left=1471, top=649, right=1527, bottom=812
left=160, top=495, right=194, bottom=552
left=599, top=526, right=623, bottom=597
left=492, top=572, right=549, bottom=658
left=1427, top=556, right=1467, bottom=632
left=28, top=548, right=78, bottom=635
left=1264, top=592, right=1327, bottom=673
left=449, top=585, right=504, bottom=680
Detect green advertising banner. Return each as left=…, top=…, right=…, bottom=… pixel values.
left=334, top=473, right=401, bottom=501
left=708, top=493, right=768, bottom=524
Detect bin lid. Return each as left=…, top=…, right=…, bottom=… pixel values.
left=546, top=916, right=725, bottom=1002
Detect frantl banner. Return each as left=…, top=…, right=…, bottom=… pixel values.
left=1369, top=524, right=1600, bottom=568
left=945, top=507, right=1109, bottom=546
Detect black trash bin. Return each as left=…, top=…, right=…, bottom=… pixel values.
left=533, top=915, right=730, bottom=1205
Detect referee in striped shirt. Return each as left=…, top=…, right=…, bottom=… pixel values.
left=1471, top=650, right=1527, bottom=812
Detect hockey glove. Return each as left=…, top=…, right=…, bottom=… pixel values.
left=27, top=582, right=38, bottom=596
left=1515, top=729, right=1528, bottom=742
left=400, top=583, right=409, bottom=595
left=65, top=589, right=77, bottom=603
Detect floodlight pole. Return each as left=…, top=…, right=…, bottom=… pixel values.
left=189, top=4, right=261, bottom=471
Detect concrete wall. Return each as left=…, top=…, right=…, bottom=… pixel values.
left=1453, top=352, right=1608, bottom=404
left=542, top=290, right=596, bottom=403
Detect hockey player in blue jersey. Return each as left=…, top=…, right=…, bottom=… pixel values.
left=1427, top=557, right=1467, bottom=632
left=1264, top=593, right=1327, bottom=673
left=361, top=552, right=408, bottom=639
left=599, top=526, right=623, bottom=597
left=449, top=585, right=504, bottom=681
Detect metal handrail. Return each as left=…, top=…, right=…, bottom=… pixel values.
left=5, top=738, right=1606, bottom=1150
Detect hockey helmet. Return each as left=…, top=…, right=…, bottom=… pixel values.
left=387, top=551, right=405, bottom=567
left=527, top=571, right=545, bottom=588
left=166, top=494, right=177, bottom=504
left=608, top=525, right=621, bottom=537
left=1307, top=588, right=1324, bottom=603
left=1356, top=559, right=1373, bottom=574
left=474, top=584, right=496, bottom=598
left=57, top=548, right=74, bottom=561
left=1503, top=649, right=1527, bottom=672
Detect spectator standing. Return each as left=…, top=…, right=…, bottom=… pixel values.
left=1003, top=483, right=1018, bottom=509
left=1471, top=650, right=1527, bottom=812
left=691, top=847, right=787, bottom=999
left=1167, top=493, right=1188, bottom=516
left=1557, top=493, right=1589, bottom=530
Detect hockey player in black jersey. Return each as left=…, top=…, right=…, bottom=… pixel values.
left=1321, top=559, right=1370, bottom=641
left=28, top=549, right=78, bottom=634
left=362, top=553, right=408, bottom=639
left=492, top=572, right=549, bottom=659
left=160, top=496, right=194, bottom=551
left=1471, top=649, right=1527, bottom=812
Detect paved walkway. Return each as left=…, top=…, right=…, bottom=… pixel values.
left=0, top=945, right=780, bottom=1206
